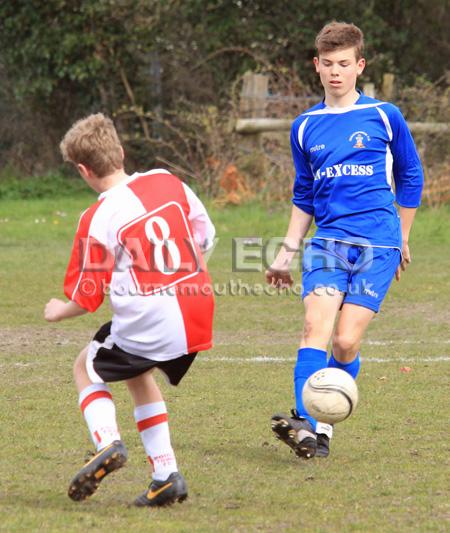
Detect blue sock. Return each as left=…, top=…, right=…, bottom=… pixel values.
left=327, top=353, right=361, bottom=380
left=294, top=347, right=327, bottom=430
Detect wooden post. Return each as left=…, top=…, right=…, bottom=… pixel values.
left=239, top=72, right=269, bottom=150
left=382, top=73, right=395, bottom=101
left=363, top=82, right=376, bottom=98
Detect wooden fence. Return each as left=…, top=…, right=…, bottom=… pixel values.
left=236, top=72, right=449, bottom=137
left=236, top=117, right=449, bottom=135
left=235, top=73, right=450, bottom=205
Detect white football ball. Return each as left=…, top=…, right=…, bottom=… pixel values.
left=302, top=368, right=359, bottom=424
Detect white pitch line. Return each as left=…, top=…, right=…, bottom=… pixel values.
left=365, top=340, right=450, bottom=345
left=201, top=356, right=450, bottom=363
left=0, top=356, right=449, bottom=370
left=362, top=356, right=450, bottom=363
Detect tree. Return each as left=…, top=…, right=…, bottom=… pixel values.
left=0, top=1, right=447, bottom=177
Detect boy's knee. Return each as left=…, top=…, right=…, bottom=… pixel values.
left=73, top=348, right=88, bottom=380
left=332, top=334, right=359, bottom=359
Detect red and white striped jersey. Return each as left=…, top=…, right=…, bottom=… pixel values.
left=64, top=169, right=215, bottom=360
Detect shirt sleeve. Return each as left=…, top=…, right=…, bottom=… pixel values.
left=182, top=183, right=216, bottom=251
left=64, top=200, right=114, bottom=312
left=387, top=105, right=424, bottom=207
left=291, top=119, right=315, bottom=215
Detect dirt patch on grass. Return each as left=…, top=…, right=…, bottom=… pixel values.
left=0, top=326, right=94, bottom=356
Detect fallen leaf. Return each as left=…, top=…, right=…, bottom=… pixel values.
left=400, top=366, right=412, bottom=373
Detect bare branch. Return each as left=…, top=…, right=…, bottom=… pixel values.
left=118, top=65, right=152, bottom=141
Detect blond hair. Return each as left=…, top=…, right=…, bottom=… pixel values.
left=60, top=113, right=123, bottom=177
left=315, top=21, right=364, bottom=60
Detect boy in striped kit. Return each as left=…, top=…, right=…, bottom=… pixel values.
left=45, top=113, right=215, bottom=506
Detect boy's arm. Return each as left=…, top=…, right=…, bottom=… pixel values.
left=266, top=118, right=314, bottom=287
left=45, top=202, right=113, bottom=324
left=395, top=206, right=417, bottom=281
left=266, top=205, right=313, bottom=287
left=386, top=105, right=424, bottom=282
left=44, top=298, right=88, bottom=322
left=63, top=202, right=114, bottom=312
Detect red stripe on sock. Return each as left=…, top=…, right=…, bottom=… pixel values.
left=137, top=413, right=168, bottom=432
left=80, top=391, right=112, bottom=413
left=147, top=455, right=154, bottom=471
left=94, top=430, right=102, bottom=444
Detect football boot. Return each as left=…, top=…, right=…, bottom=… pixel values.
left=68, top=440, right=128, bottom=501
left=271, top=409, right=317, bottom=459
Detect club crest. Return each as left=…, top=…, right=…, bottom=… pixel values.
left=349, top=131, right=370, bottom=148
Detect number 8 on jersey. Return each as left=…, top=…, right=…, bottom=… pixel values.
left=118, top=201, right=200, bottom=295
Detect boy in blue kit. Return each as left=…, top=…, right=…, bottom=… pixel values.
left=266, top=21, right=423, bottom=459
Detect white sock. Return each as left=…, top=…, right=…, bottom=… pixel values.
left=134, top=401, right=178, bottom=481
left=79, top=384, right=121, bottom=451
left=316, top=422, right=333, bottom=439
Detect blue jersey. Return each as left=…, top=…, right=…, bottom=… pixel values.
left=291, top=93, right=424, bottom=248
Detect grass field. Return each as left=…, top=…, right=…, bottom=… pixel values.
left=0, top=195, right=449, bottom=532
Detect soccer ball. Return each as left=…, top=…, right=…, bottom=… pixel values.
left=302, top=368, right=359, bottom=424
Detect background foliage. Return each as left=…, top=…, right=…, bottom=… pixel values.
left=0, top=0, right=448, bottom=199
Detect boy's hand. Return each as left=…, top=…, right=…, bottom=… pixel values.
left=44, top=298, right=68, bottom=322
left=265, top=267, right=294, bottom=288
left=44, top=298, right=88, bottom=321
left=395, top=241, right=411, bottom=281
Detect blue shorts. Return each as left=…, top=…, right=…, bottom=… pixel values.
left=302, top=239, right=401, bottom=312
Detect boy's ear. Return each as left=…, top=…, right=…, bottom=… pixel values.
left=313, top=56, right=320, bottom=73
left=356, top=57, right=366, bottom=76
left=77, top=163, right=96, bottom=181
left=77, top=163, right=89, bottom=179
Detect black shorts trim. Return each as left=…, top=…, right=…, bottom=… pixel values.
left=90, top=322, right=197, bottom=385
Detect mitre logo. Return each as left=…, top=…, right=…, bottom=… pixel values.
left=349, top=130, right=370, bottom=148
left=310, top=144, right=325, bottom=153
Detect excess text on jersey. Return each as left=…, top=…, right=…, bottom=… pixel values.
left=314, top=163, right=374, bottom=181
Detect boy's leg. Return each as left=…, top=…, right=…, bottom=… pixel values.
left=296, top=287, right=344, bottom=423
left=127, top=370, right=178, bottom=480
left=328, top=302, right=373, bottom=380
left=316, top=303, right=374, bottom=457
left=68, top=346, right=127, bottom=501
left=332, top=245, right=399, bottom=367
left=332, top=303, right=374, bottom=363
left=74, top=346, right=121, bottom=450
left=127, top=370, right=187, bottom=507
left=328, top=246, right=398, bottom=379
left=317, top=245, right=399, bottom=455
left=272, top=287, right=344, bottom=458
